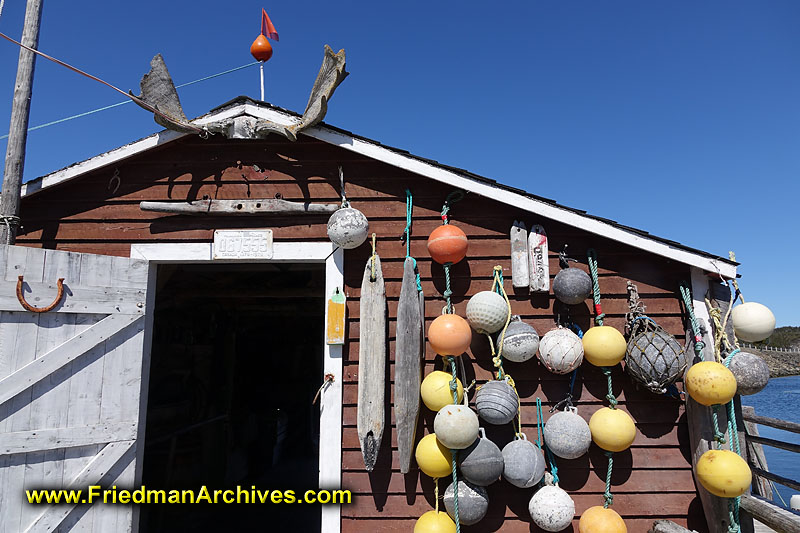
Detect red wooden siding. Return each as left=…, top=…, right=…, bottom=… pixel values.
left=17, top=134, right=705, bottom=532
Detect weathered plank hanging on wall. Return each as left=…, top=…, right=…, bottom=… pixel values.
left=394, top=257, right=423, bottom=474
left=528, top=224, right=549, bottom=292
left=357, top=254, right=386, bottom=471
left=140, top=199, right=339, bottom=215
left=510, top=220, right=529, bottom=289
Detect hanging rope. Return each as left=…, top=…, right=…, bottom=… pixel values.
left=402, top=189, right=422, bottom=291
left=602, top=367, right=618, bottom=409
left=487, top=266, right=513, bottom=379
left=438, top=191, right=463, bottom=313
left=679, top=282, right=705, bottom=358
left=534, top=398, right=561, bottom=485
left=434, top=477, right=439, bottom=512
left=603, top=451, right=614, bottom=508
left=447, top=355, right=461, bottom=531
left=587, top=249, right=605, bottom=326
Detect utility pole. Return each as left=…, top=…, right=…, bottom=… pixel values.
left=0, top=0, right=44, bottom=244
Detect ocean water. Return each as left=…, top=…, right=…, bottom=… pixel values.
left=740, top=375, right=800, bottom=507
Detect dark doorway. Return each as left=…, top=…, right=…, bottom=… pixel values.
left=139, top=263, right=325, bottom=532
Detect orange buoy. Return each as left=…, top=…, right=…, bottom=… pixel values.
left=428, top=225, right=468, bottom=265
left=250, top=35, right=273, bottom=62
left=428, top=314, right=472, bottom=356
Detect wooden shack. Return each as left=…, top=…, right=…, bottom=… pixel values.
left=0, top=96, right=741, bottom=533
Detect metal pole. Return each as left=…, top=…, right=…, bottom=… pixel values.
left=259, top=62, right=265, bottom=101
left=0, top=0, right=45, bottom=244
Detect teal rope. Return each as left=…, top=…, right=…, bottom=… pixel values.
left=711, top=405, right=727, bottom=444
left=447, top=356, right=461, bottom=532
left=603, top=451, right=614, bottom=508
left=535, top=398, right=561, bottom=485
left=0, top=61, right=260, bottom=140
left=679, top=282, right=705, bottom=357
left=587, top=249, right=605, bottom=326
left=404, top=189, right=423, bottom=291
left=443, top=263, right=453, bottom=313
left=723, top=349, right=742, bottom=533
left=602, top=367, right=618, bottom=408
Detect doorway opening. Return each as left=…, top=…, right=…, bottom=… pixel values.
left=139, top=263, right=325, bottom=532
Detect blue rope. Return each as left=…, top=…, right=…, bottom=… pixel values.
left=403, top=189, right=422, bottom=291
left=536, top=398, right=560, bottom=485
left=0, top=61, right=260, bottom=140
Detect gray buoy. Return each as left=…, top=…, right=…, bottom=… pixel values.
left=728, top=351, right=770, bottom=395
left=529, top=485, right=576, bottom=532
left=625, top=329, right=687, bottom=394
left=502, top=436, right=545, bottom=488
left=543, top=407, right=591, bottom=460
left=475, top=380, right=519, bottom=425
left=458, top=431, right=504, bottom=486
left=501, top=315, right=540, bottom=363
left=553, top=268, right=592, bottom=305
left=327, top=207, right=369, bottom=249
left=443, top=480, right=489, bottom=526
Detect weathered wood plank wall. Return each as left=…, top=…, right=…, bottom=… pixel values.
left=17, top=135, right=704, bottom=531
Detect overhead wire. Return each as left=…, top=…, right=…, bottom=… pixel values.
left=0, top=60, right=259, bottom=140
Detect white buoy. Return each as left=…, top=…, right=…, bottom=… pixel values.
left=529, top=485, right=575, bottom=532
left=538, top=327, right=584, bottom=374
left=327, top=207, right=369, bottom=249
left=434, top=405, right=479, bottom=450
left=731, top=302, right=776, bottom=343
left=466, top=290, right=509, bottom=335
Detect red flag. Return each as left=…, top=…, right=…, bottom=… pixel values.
left=261, top=9, right=279, bottom=41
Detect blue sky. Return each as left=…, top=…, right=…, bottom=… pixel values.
left=1, top=1, right=798, bottom=325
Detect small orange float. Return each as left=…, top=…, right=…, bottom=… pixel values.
left=427, top=225, right=468, bottom=265
left=428, top=314, right=472, bottom=356
left=250, top=35, right=273, bottom=62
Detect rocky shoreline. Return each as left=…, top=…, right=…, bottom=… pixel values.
left=747, top=349, right=800, bottom=378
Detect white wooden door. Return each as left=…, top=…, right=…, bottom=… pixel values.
left=0, top=245, right=150, bottom=533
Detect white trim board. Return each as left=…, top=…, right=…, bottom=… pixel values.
left=131, top=241, right=343, bottom=533
left=25, top=102, right=736, bottom=278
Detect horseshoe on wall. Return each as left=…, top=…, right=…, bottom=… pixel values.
left=16, top=276, right=66, bottom=313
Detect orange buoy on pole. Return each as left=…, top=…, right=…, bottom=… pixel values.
left=250, top=8, right=279, bottom=100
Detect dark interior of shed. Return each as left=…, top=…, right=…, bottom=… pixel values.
left=139, top=263, right=325, bottom=532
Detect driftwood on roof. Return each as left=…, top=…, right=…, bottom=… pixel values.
left=139, top=199, right=339, bottom=215
left=207, top=45, right=348, bottom=141
left=133, top=54, right=199, bottom=134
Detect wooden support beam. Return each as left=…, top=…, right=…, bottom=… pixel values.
left=0, top=422, right=137, bottom=455
left=740, top=494, right=800, bottom=533
left=742, top=406, right=774, bottom=500
left=742, top=409, right=800, bottom=434
left=750, top=467, right=800, bottom=493
left=139, top=198, right=338, bottom=215
left=747, top=434, right=800, bottom=455
left=0, top=314, right=142, bottom=406
left=24, top=440, right=134, bottom=533
left=686, top=268, right=745, bottom=533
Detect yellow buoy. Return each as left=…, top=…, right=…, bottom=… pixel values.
left=589, top=407, right=636, bottom=452
left=696, top=449, right=751, bottom=497
left=415, top=434, right=453, bottom=479
left=685, top=361, right=737, bottom=406
left=582, top=326, right=627, bottom=367
left=421, top=371, right=463, bottom=412
left=579, top=505, right=627, bottom=533
left=414, top=510, right=457, bottom=533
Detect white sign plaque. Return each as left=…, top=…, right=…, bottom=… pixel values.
left=213, top=230, right=274, bottom=259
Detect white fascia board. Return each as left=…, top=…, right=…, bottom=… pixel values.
left=20, top=104, right=252, bottom=199
left=27, top=103, right=735, bottom=278
left=21, top=129, right=188, bottom=197
left=131, top=242, right=334, bottom=263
